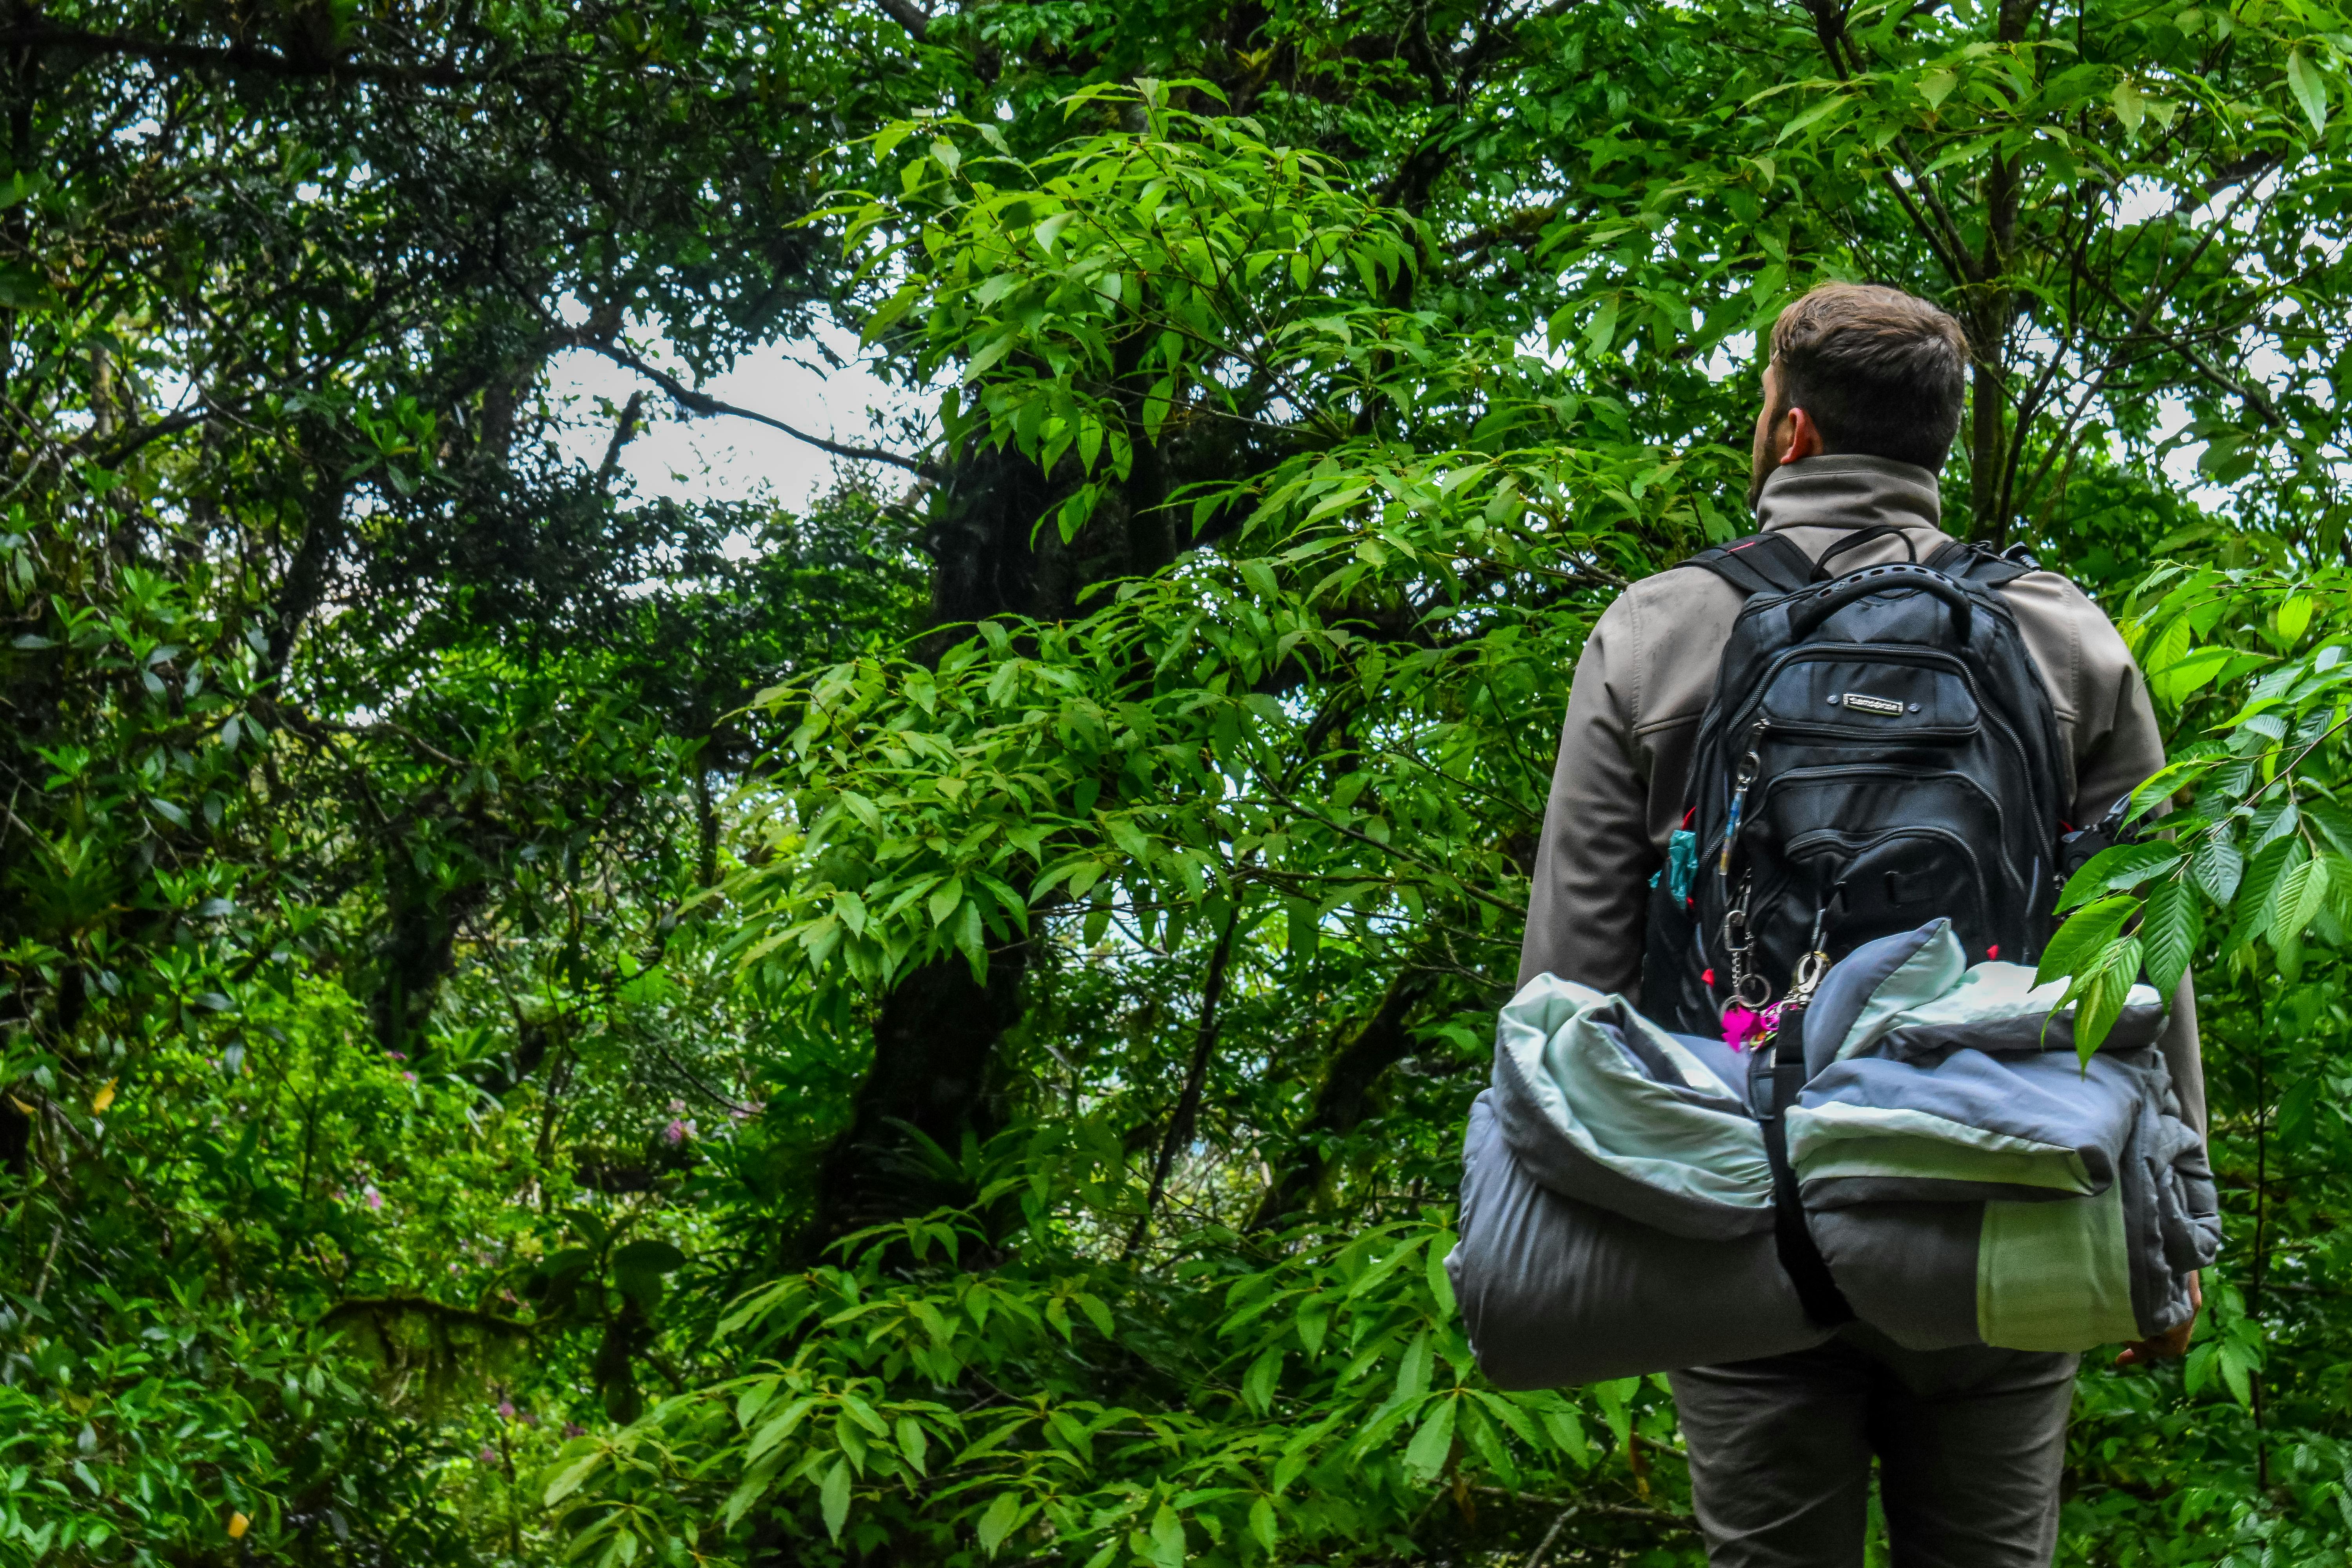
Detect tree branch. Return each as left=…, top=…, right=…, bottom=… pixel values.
left=1126, top=900, right=1245, bottom=1258
left=873, top=0, right=933, bottom=41
left=573, top=337, right=943, bottom=480
left=0, top=23, right=473, bottom=86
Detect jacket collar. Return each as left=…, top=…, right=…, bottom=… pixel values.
left=1754, top=454, right=1945, bottom=534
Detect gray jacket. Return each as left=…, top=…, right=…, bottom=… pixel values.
left=1517, top=455, right=2204, bottom=1130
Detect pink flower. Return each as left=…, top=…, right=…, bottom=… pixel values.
left=401, top=1072, right=417, bottom=1084
left=662, top=1119, right=688, bottom=1146
left=497, top=1399, right=517, bottom=1420
left=564, top=1422, right=586, bottom=1438
left=362, top=1185, right=383, bottom=1211
left=479, top=1445, right=499, bottom=1465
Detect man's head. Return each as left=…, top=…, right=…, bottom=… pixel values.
left=1747, top=283, right=1971, bottom=508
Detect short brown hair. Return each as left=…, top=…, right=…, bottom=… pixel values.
left=1770, top=283, right=1969, bottom=472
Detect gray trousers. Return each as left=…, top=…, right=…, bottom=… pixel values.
left=1668, top=1325, right=2079, bottom=1568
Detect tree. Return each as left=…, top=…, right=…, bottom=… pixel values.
left=6, top=0, right=2352, bottom=1563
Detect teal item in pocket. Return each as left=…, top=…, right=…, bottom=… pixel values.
left=1650, top=828, right=1699, bottom=902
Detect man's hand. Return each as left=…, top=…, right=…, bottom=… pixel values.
left=2115, top=1270, right=2201, bottom=1368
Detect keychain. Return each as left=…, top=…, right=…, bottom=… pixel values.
left=1725, top=908, right=1829, bottom=1053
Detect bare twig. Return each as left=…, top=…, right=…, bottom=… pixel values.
left=572, top=338, right=944, bottom=480
left=1125, top=898, right=1245, bottom=1258
left=1524, top=1506, right=1582, bottom=1568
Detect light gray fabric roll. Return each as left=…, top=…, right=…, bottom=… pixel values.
left=1447, top=1094, right=1829, bottom=1389
left=1452, top=932, right=2221, bottom=1386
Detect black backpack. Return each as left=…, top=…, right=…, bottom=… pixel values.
left=1639, top=529, right=2071, bottom=1038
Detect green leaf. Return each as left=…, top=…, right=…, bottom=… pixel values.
left=1778, top=93, right=1847, bottom=143
left=1919, top=68, right=1958, bottom=109
left=1295, top=1297, right=1330, bottom=1356
left=2065, top=936, right=2142, bottom=1061
left=2189, top=837, right=2245, bottom=906
left=1425, top=1231, right=1457, bottom=1315
left=1148, top=1502, right=1186, bottom=1568
left=1535, top=1399, right=1591, bottom=1467
left=895, top=1416, right=929, bottom=1476
left=2304, top=799, right=2352, bottom=858
left=2036, top=896, right=2138, bottom=987
left=745, top=1398, right=817, bottom=1463
left=1249, top=1495, right=1279, bottom=1553
left=821, top=1456, right=853, bottom=1542
left=2268, top=853, right=2329, bottom=944
left=2220, top=1341, right=2256, bottom=1406
left=1591, top=1376, right=1638, bottom=1453
left=976, top=1491, right=1022, bottom=1556
left=2153, top=646, right=2232, bottom=704
left=613, top=1239, right=685, bottom=1274
left=955, top=898, right=988, bottom=978
left=2275, top=593, right=2315, bottom=644
left=1242, top=1344, right=1283, bottom=1414
left=1584, top=294, right=1619, bottom=355
left=2111, top=78, right=2147, bottom=133
left=1403, top=1396, right=1457, bottom=1480
left=2138, top=879, right=2202, bottom=999
left=613, top=1236, right=685, bottom=1309
left=2288, top=48, right=2329, bottom=136
left=1286, top=900, right=1319, bottom=961
left=1392, top=1329, right=1433, bottom=1402
left=2058, top=841, right=2180, bottom=909
left=543, top=1448, right=604, bottom=1505
left=2237, top=835, right=2305, bottom=940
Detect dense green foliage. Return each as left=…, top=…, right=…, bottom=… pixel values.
left=4, top=0, right=2352, bottom=1563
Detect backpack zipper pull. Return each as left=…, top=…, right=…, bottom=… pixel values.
left=1717, top=721, right=1768, bottom=877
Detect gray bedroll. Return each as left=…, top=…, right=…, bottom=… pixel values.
left=1447, top=920, right=2221, bottom=1390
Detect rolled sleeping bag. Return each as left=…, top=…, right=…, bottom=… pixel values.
left=1449, top=1091, right=1830, bottom=1390
left=1448, top=923, right=2220, bottom=1387
left=1448, top=981, right=1828, bottom=1387
left=1790, top=922, right=2219, bottom=1352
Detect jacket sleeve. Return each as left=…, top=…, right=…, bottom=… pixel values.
left=2069, top=603, right=2208, bottom=1135
left=1517, top=604, right=1658, bottom=998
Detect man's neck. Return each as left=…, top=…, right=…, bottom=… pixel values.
left=1754, top=454, right=1945, bottom=535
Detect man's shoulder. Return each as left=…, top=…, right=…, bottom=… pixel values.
left=1584, top=561, right=1744, bottom=662
left=1610, top=559, right=1748, bottom=617
left=1995, top=563, right=2130, bottom=642
left=1575, top=560, right=1746, bottom=731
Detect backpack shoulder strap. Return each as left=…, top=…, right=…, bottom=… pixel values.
left=1680, top=532, right=1820, bottom=597
left=1926, top=538, right=2049, bottom=590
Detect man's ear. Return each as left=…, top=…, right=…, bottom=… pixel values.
left=1780, top=406, right=1824, bottom=465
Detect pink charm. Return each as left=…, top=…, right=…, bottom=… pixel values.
left=1722, top=1006, right=1766, bottom=1049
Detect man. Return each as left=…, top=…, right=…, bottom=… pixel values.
left=1518, top=282, right=2203, bottom=1567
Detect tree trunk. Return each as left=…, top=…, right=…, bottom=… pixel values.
left=1968, top=347, right=2008, bottom=545
left=1967, top=0, right=2034, bottom=542
left=802, top=946, right=1032, bottom=1257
